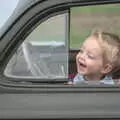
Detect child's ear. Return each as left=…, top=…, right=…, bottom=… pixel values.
left=101, top=63, right=113, bottom=74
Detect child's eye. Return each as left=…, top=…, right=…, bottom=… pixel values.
left=87, top=54, right=95, bottom=59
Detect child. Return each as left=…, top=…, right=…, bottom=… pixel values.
left=69, top=30, right=120, bottom=85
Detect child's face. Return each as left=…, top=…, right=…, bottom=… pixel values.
left=76, top=35, right=110, bottom=78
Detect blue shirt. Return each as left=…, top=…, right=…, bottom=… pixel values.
left=73, top=73, right=115, bottom=85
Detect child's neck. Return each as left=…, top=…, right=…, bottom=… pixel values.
left=84, top=74, right=104, bottom=81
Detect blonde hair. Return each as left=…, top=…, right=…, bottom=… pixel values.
left=90, top=29, right=120, bottom=74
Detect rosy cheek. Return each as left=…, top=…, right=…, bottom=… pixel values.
left=85, top=60, right=92, bottom=67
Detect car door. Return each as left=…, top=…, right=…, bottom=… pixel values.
left=0, top=0, right=120, bottom=119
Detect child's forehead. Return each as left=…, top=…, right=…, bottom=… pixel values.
left=82, top=35, right=100, bottom=48
left=81, top=36, right=103, bottom=54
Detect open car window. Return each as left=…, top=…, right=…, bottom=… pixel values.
left=4, top=13, right=69, bottom=79
left=70, top=4, right=120, bottom=49
left=70, top=4, right=120, bottom=84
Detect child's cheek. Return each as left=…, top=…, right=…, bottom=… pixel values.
left=86, top=60, right=95, bottom=69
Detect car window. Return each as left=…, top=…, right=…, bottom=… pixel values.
left=4, top=3, right=120, bottom=85
left=70, top=3, right=120, bottom=85
left=4, top=13, right=69, bottom=79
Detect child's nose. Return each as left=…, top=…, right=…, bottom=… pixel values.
left=79, top=52, right=86, bottom=60
left=77, top=52, right=86, bottom=61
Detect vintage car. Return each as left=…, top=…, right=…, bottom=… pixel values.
left=0, top=0, right=120, bottom=119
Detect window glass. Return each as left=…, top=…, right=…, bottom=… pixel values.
left=4, top=13, right=68, bottom=79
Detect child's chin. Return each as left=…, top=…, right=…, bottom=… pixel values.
left=78, top=71, right=86, bottom=75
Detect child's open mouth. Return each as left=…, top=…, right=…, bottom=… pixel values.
left=79, top=62, right=87, bottom=70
